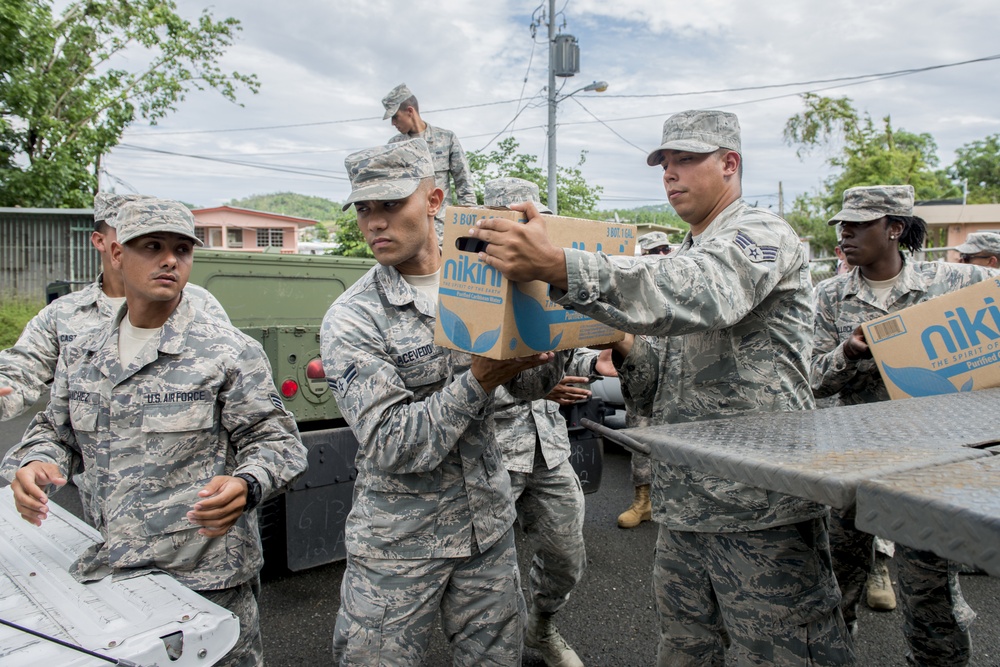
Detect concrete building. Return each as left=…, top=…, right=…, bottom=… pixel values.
left=192, top=206, right=318, bottom=253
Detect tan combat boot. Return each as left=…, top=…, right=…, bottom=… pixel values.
left=617, top=484, right=651, bottom=529
left=526, top=609, right=584, bottom=667
left=866, top=553, right=897, bottom=611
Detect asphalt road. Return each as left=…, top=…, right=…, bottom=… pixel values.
left=2, top=401, right=999, bottom=666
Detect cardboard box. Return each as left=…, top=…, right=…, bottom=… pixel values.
left=435, top=206, right=637, bottom=359
left=863, top=277, right=1000, bottom=399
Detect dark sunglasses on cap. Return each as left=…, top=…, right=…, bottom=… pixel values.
left=959, top=253, right=993, bottom=263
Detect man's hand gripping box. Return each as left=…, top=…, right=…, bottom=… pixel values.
left=435, top=206, right=637, bottom=359
left=863, top=277, right=1000, bottom=399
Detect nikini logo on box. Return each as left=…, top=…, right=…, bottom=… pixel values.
left=443, top=255, right=502, bottom=288
left=922, top=297, right=1000, bottom=361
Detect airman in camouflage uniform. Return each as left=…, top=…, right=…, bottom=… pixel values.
left=954, top=230, right=1000, bottom=268
left=384, top=83, right=477, bottom=244
left=813, top=184, right=991, bottom=667
left=617, top=234, right=672, bottom=530
left=485, top=177, right=598, bottom=667
left=2, top=198, right=308, bottom=667
left=322, top=140, right=565, bottom=666
left=470, top=110, right=855, bottom=666
left=637, top=231, right=671, bottom=255
left=0, top=193, right=229, bottom=422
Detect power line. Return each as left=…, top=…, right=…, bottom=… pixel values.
left=126, top=52, right=1000, bottom=140
left=128, top=98, right=524, bottom=137
left=110, top=52, right=1000, bottom=190
left=598, top=53, right=1000, bottom=100
left=117, top=143, right=350, bottom=180
left=541, top=64, right=972, bottom=140
left=568, top=97, right=646, bottom=152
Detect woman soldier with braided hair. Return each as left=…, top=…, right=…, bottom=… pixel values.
left=811, top=184, right=997, bottom=667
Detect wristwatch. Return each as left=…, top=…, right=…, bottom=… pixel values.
left=235, top=473, right=262, bottom=512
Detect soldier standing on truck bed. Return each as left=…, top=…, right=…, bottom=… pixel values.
left=468, top=109, right=856, bottom=666
left=0, top=193, right=229, bottom=423
left=812, top=184, right=993, bottom=666
left=321, top=139, right=566, bottom=666
left=2, top=197, right=308, bottom=667
left=383, top=82, right=477, bottom=245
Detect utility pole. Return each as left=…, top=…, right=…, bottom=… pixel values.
left=778, top=181, right=784, bottom=219
left=546, top=0, right=558, bottom=214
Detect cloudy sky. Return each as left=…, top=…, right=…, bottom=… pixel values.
left=103, top=0, right=1000, bottom=215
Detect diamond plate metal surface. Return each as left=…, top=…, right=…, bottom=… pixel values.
left=0, top=486, right=240, bottom=666
left=856, top=455, right=1000, bottom=576
left=621, top=388, right=1000, bottom=509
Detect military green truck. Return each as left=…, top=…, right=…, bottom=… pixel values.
left=184, top=249, right=372, bottom=572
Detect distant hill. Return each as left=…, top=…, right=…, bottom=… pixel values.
left=224, top=191, right=687, bottom=234
left=226, top=192, right=344, bottom=222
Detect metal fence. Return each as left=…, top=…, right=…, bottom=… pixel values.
left=0, top=208, right=98, bottom=301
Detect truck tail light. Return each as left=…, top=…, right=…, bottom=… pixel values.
left=280, top=379, right=299, bottom=398
left=306, top=359, right=326, bottom=379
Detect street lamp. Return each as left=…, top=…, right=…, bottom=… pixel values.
left=547, top=80, right=608, bottom=215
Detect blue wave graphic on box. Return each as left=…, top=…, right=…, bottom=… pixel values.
left=512, top=284, right=565, bottom=351
left=439, top=302, right=501, bottom=353
left=881, top=363, right=975, bottom=397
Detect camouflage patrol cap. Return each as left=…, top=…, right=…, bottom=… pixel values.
left=342, top=138, right=435, bottom=211
left=483, top=177, right=553, bottom=214
left=382, top=83, right=414, bottom=120
left=646, top=110, right=741, bottom=166
left=93, top=193, right=154, bottom=227
left=827, top=185, right=914, bottom=226
left=955, top=231, right=1000, bottom=256
left=115, top=198, right=203, bottom=246
left=638, top=231, right=671, bottom=251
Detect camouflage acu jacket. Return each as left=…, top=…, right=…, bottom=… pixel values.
left=0, top=275, right=228, bottom=420
left=320, top=263, right=564, bottom=559
left=390, top=124, right=476, bottom=209
left=1, top=298, right=306, bottom=590
left=493, top=349, right=599, bottom=474
left=556, top=199, right=825, bottom=532
left=812, top=259, right=996, bottom=405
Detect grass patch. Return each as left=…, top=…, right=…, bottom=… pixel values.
left=0, top=297, right=43, bottom=349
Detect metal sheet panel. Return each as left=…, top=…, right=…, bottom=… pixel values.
left=619, top=389, right=1000, bottom=509
left=856, top=456, right=1000, bottom=576
left=0, top=486, right=239, bottom=666
left=0, top=210, right=98, bottom=300
left=284, top=427, right=360, bottom=570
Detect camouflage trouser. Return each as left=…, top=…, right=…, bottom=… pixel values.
left=198, top=578, right=263, bottom=667
left=828, top=507, right=873, bottom=630
left=653, top=519, right=855, bottom=667
left=896, top=543, right=975, bottom=667
left=509, top=448, right=587, bottom=614
left=332, top=529, right=525, bottom=666
left=631, top=452, right=652, bottom=487
left=829, top=507, right=974, bottom=666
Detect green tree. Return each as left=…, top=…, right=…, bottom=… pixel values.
left=949, top=134, right=1000, bottom=204
left=467, top=137, right=604, bottom=217
left=783, top=94, right=959, bottom=252
left=227, top=192, right=345, bottom=222
left=330, top=209, right=372, bottom=258
left=0, top=0, right=258, bottom=207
